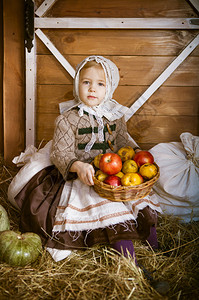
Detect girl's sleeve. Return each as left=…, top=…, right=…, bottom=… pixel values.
left=50, top=113, right=78, bottom=180
left=115, top=116, right=140, bottom=151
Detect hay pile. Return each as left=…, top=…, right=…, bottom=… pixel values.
left=0, top=160, right=199, bottom=299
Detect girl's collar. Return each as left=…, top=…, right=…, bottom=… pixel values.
left=59, top=99, right=132, bottom=122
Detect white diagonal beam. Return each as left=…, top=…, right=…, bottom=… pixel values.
left=35, top=0, right=58, bottom=17
left=35, top=29, right=75, bottom=78
left=188, top=0, right=199, bottom=13
left=125, top=34, right=199, bottom=121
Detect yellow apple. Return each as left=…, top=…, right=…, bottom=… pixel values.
left=139, top=163, right=158, bottom=180
left=93, top=154, right=103, bottom=169
left=122, top=160, right=138, bottom=174
left=117, top=146, right=135, bottom=162
left=121, top=173, right=144, bottom=186
left=95, top=170, right=108, bottom=181
left=115, top=171, right=124, bottom=178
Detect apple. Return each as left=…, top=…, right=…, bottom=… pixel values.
left=99, top=153, right=122, bottom=175
left=117, top=146, right=135, bottom=162
left=115, top=171, right=124, bottom=179
left=104, top=175, right=121, bottom=187
left=95, top=170, right=108, bottom=181
left=122, top=159, right=138, bottom=174
left=139, top=163, right=158, bottom=180
left=93, top=154, right=103, bottom=168
left=133, top=150, right=154, bottom=167
left=121, top=172, right=144, bottom=186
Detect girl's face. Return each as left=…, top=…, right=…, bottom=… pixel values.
left=79, top=66, right=106, bottom=107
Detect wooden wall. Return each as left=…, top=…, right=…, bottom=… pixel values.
left=1, top=0, right=25, bottom=163
left=0, top=0, right=3, bottom=156
left=35, top=0, right=199, bottom=150
left=0, top=0, right=198, bottom=164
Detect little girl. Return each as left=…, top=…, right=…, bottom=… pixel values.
left=8, top=56, right=161, bottom=262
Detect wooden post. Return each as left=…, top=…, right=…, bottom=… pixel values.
left=0, top=0, right=3, bottom=156
left=3, top=0, right=25, bottom=164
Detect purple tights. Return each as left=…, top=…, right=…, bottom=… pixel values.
left=147, top=225, right=158, bottom=249
left=111, top=239, right=138, bottom=265
left=111, top=226, right=158, bottom=263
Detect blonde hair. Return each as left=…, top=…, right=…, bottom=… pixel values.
left=81, top=60, right=103, bottom=70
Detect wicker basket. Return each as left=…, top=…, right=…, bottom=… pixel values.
left=93, top=163, right=160, bottom=202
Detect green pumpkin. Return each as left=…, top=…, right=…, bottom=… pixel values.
left=0, top=204, right=10, bottom=231
left=0, top=231, right=43, bottom=266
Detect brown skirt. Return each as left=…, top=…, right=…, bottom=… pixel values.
left=15, top=166, right=158, bottom=251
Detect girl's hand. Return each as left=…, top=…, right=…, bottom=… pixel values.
left=70, top=161, right=95, bottom=186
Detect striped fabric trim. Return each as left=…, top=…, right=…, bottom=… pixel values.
left=78, top=124, right=116, bottom=135
left=57, top=198, right=161, bottom=212
left=78, top=141, right=114, bottom=152
left=57, top=200, right=110, bottom=212
left=131, top=199, right=160, bottom=210
left=54, top=211, right=133, bottom=225
left=67, top=200, right=110, bottom=212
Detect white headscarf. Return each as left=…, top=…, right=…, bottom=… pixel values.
left=59, top=56, right=132, bottom=152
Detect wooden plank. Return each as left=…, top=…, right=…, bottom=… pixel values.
left=36, top=29, right=75, bottom=78
left=127, top=115, right=199, bottom=145
left=36, top=113, right=58, bottom=144
left=36, top=114, right=199, bottom=148
left=3, top=0, right=25, bottom=163
left=0, top=0, right=3, bottom=156
left=41, top=0, right=198, bottom=18
left=36, top=29, right=199, bottom=56
left=36, top=85, right=199, bottom=116
left=129, top=86, right=199, bottom=116
left=36, top=55, right=199, bottom=86
left=127, top=34, right=199, bottom=118
left=35, top=17, right=199, bottom=29
left=37, top=85, right=73, bottom=113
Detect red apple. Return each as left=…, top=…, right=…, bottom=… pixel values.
left=133, top=151, right=154, bottom=167
left=104, top=175, right=121, bottom=186
left=99, top=153, right=122, bottom=175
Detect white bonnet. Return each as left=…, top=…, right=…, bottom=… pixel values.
left=73, top=55, right=120, bottom=102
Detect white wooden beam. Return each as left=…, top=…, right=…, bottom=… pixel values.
left=26, top=41, right=36, bottom=146
left=35, top=17, right=199, bottom=29
left=35, top=0, right=58, bottom=17
left=35, top=29, right=75, bottom=78
left=125, top=34, right=199, bottom=121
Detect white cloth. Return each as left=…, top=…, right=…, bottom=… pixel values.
left=52, top=178, right=161, bottom=233
left=150, top=132, right=199, bottom=223
left=46, top=247, right=72, bottom=262
left=7, top=141, right=53, bottom=208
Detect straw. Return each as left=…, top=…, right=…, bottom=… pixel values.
left=0, top=157, right=199, bottom=299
